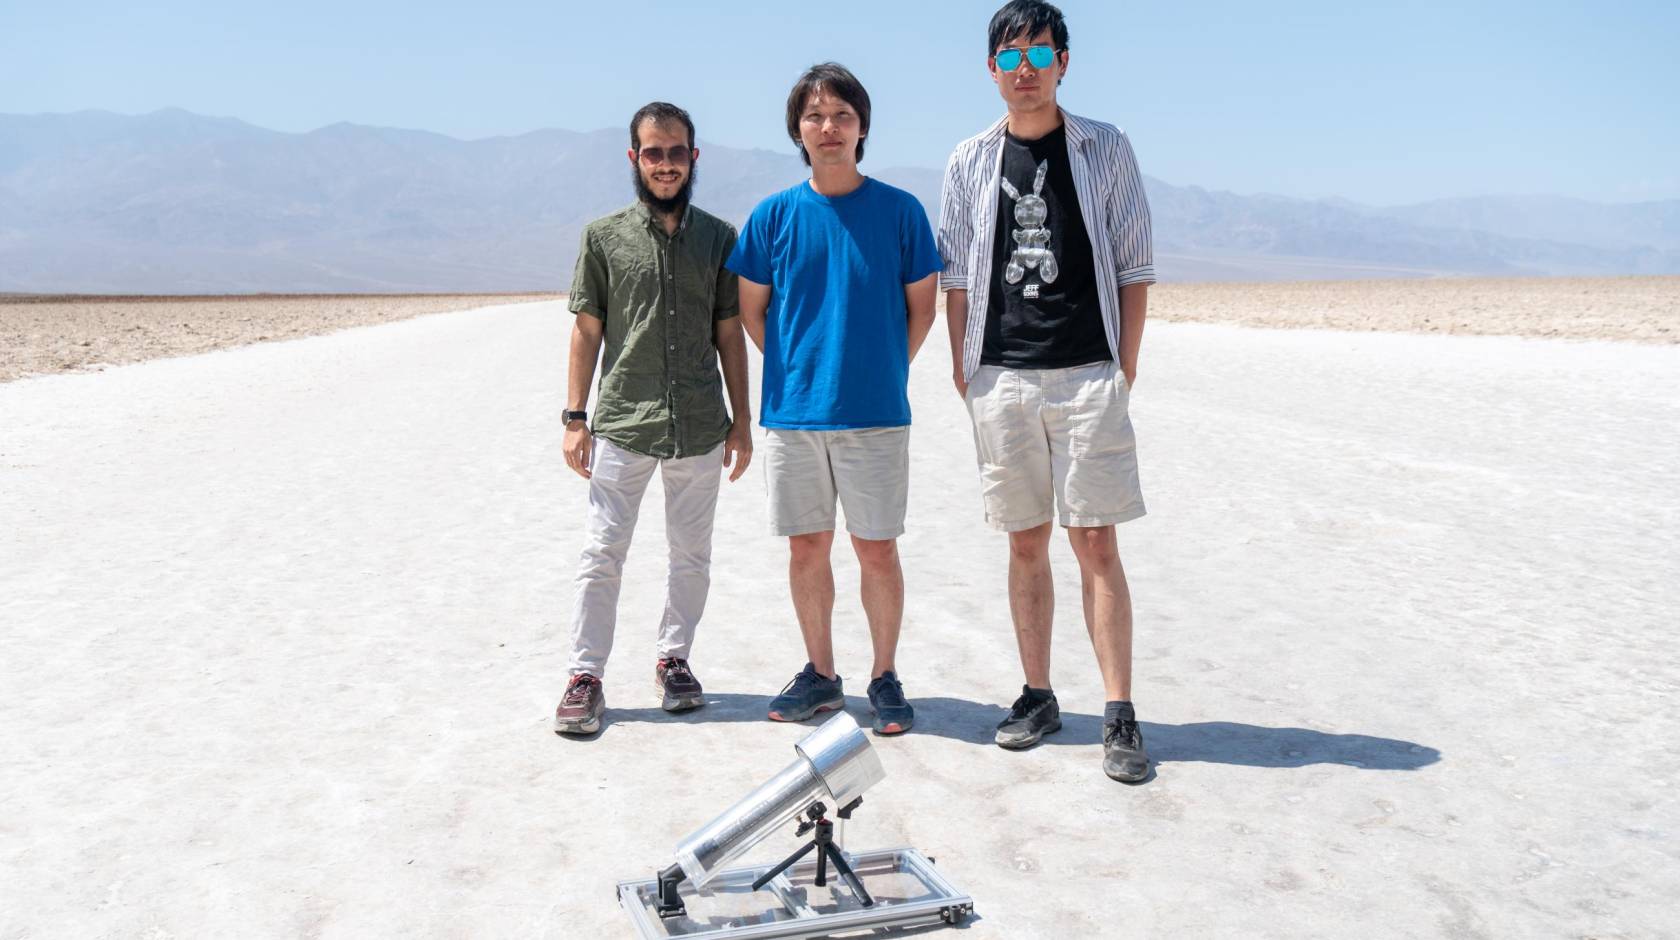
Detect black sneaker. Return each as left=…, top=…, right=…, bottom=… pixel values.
left=767, top=663, right=845, bottom=722
left=553, top=674, right=605, bottom=735
left=994, top=686, right=1061, bottom=749
left=656, top=657, right=705, bottom=712
left=866, top=671, right=914, bottom=735
left=1103, top=715, right=1151, bottom=782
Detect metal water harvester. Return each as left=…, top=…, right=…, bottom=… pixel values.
left=657, top=710, right=884, bottom=914
left=617, top=712, right=975, bottom=938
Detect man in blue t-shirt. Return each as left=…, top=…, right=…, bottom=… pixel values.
left=728, top=61, right=941, bottom=736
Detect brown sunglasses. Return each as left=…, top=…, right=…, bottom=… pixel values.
left=636, top=146, right=693, bottom=167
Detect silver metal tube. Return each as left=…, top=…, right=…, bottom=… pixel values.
left=672, top=712, right=885, bottom=887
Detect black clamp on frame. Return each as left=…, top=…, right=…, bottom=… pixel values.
left=655, top=862, right=686, bottom=919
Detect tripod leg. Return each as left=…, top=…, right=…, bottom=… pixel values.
left=824, top=844, right=875, bottom=907
left=750, top=840, right=818, bottom=892
left=815, top=839, right=828, bottom=887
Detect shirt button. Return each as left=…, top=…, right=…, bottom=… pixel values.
left=668, top=344, right=675, bottom=350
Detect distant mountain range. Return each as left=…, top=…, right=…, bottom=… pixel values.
left=2, top=109, right=1676, bottom=292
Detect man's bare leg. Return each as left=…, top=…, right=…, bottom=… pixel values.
left=1008, top=522, right=1056, bottom=688
left=788, top=531, right=837, bottom=677
left=1067, top=525, right=1133, bottom=701
left=850, top=535, right=902, bottom=678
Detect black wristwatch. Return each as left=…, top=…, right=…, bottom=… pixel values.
left=563, top=409, right=588, bottom=425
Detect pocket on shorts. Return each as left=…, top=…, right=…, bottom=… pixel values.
left=1069, top=366, right=1135, bottom=459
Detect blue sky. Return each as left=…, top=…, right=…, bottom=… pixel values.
left=3, top=0, right=1676, bottom=204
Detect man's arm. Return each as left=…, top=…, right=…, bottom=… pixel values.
left=564, top=314, right=605, bottom=479
left=715, top=315, right=754, bottom=482
left=738, top=276, right=770, bottom=352
left=905, top=273, right=938, bottom=363
left=935, top=146, right=973, bottom=398
left=945, top=289, right=969, bottom=397
left=1107, top=129, right=1154, bottom=389
left=1119, top=283, right=1146, bottom=388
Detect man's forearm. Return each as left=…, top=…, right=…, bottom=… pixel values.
left=945, top=288, right=969, bottom=375
left=741, top=309, right=765, bottom=352
left=738, top=277, right=770, bottom=353
left=717, top=324, right=752, bottom=424
left=905, top=275, right=938, bottom=362
left=1119, top=283, right=1147, bottom=376
left=567, top=321, right=604, bottom=410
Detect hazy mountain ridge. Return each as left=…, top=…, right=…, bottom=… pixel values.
left=2, top=109, right=1675, bottom=292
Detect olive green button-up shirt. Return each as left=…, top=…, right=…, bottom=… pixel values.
left=569, top=202, right=740, bottom=459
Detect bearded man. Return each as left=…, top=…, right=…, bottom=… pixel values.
left=553, top=101, right=753, bottom=736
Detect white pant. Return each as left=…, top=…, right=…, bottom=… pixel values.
left=568, top=437, right=724, bottom=678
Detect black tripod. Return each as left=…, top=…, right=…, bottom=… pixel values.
left=750, top=797, right=874, bottom=907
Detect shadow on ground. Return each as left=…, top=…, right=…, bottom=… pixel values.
left=562, top=692, right=1441, bottom=771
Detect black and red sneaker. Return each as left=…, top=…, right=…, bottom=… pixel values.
left=656, top=658, right=705, bottom=712
left=554, top=673, right=605, bottom=735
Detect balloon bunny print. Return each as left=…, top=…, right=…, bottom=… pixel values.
left=1000, top=160, right=1058, bottom=285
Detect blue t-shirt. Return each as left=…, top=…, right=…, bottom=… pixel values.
left=726, top=178, right=942, bottom=430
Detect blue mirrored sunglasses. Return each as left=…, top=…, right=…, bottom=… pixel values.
left=994, top=44, right=1058, bottom=71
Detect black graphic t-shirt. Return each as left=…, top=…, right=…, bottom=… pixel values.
left=982, top=123, right=1108, bottom=369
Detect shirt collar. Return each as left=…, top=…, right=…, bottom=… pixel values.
left=632, top=200, right=691, bottom=235
left=986, top=107, right=1092, bottom=149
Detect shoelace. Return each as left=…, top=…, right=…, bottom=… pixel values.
left=1104, top=718, right=1141, bottom=750
left=562, top=674, right=600, bottom=706
left=870, top=675, right=906, bottom=708
left=778, top=667, right=823, bottom=698
left=660, top=658, right=694, bottom=684
left=1007, top=689, right=1048, bottom=722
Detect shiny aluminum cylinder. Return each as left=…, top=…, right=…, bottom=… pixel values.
left=672, top=711, right=885, bottom=887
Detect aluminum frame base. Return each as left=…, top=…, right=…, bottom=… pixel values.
left=617, top=846, right=973, bottom=939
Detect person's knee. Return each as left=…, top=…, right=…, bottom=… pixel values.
left=788, top=532, right=832, bottom=566
left=1008, top=525, right=1052, bottom=564
left=850, top=536, right=899, bottom=570
left=1069, top=527, right=1119, bottom=569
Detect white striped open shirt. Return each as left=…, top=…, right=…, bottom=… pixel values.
left=937, top=109, right=1155, bottom=380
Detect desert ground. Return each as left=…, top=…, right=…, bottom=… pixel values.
left=2, top=276, right=1674, bottom=383
left=2, top=283, right=1678, bottom=937
left=0, top=293, right=561, bottom=382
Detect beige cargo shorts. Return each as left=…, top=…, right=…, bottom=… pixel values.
left=964, top=360, right=1145, bottom=532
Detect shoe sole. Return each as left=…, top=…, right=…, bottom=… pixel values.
left=995, top=717, right=1062, bottom=750
left=870, top=708, right=913, bottom=736
left=657, top=683, right=706, bottom=713
left=767, top=697, right=845, bottom=722
left=872, top=718, right=912, bottom=735
left=553, top=715, right=601, bottom=735
left=1104, top=760, right=1150, bottom=783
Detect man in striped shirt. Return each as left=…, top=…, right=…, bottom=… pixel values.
left=937, top=0, right=1155, bottom=782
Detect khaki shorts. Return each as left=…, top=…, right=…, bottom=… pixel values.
left=964, top=361, right=1146, bottom=532
left=763, top=427, right=910, bottom=540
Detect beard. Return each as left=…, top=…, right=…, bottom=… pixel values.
left=633, top=164, right=696, bottom=216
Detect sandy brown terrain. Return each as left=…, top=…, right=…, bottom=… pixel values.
left=2, top=277, right=1674, bottom=383
left=0, top=293, right=559, bottom=382
left=1149, top=275, right=1679, bottom=343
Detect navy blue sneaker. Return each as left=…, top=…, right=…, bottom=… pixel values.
left=767, top=663, right=845, bottom=722
left=866, top=671, right=914, bottom=735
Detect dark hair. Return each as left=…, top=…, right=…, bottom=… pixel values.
left=784, top=62, right=871, bottom=167
left=629, top=101, right=694, bottom=151
left=987, top=0, right=1069, bottom=57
